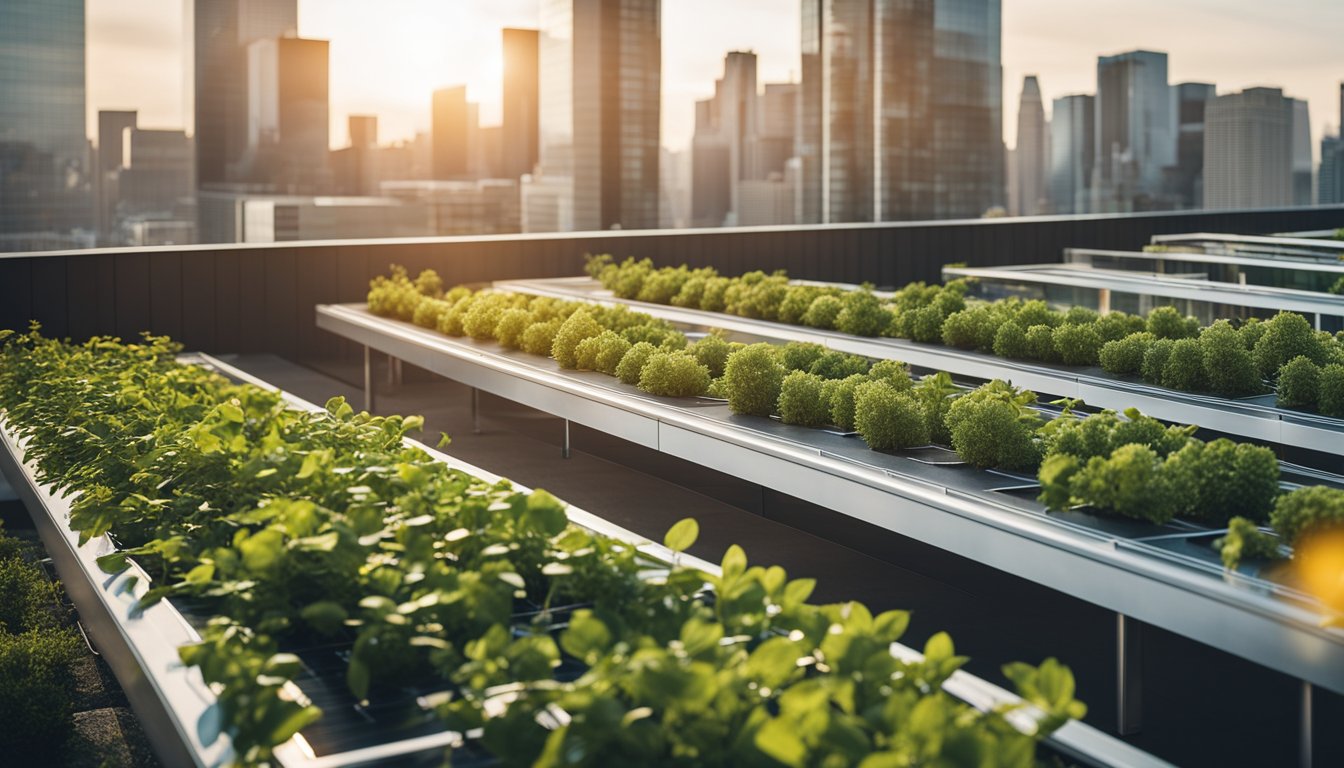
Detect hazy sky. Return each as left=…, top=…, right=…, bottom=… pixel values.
left=88, top=0, right=1343, bottom=156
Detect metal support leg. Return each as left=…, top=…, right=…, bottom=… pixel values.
left=1301, top=681, right=1313, bottom=768
left=471, top=387, right=481, bottom=435
left=1116, top=613, right=1142, bottom=735
left=387, top=356, right=403, bottom=386
left=562, top=419, right=571, bottom=459
left=363, top=346, right=375, bottom=413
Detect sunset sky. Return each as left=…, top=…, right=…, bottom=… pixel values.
left=88, top=0, right=1344, bottom=156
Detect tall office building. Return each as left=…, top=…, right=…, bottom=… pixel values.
left=0, top=0, right=90, bottom=244
left=97, top=110, right=139, bottom=240
left=1321, top=84, right=1344, bottom=205
left=798, top=0, right=937, bottom=224
left=194, top=0, right=297, bottom=189
left=1092, top=50, right=1173, bottom=212
left=1014, top=76, right=1048, bottom=216
left=501, top=28, right=540, bottom=179
left=691, top=51, right=758, bottom=227
left=753, top=82, right=799, bottom=179
left=237, top=36, right=330, bottom=192
left=433, top=86, right=471, bottom=179
left=1290, top=98, right=1313, bottom=207
left=1169, top=82, right=1214, bottom=209
left=332, top=115, right=379, bottom=195
left=1203, top=87, right=1293, bottom=210
left=1049, top=94, right=1094, bottom=214
left=932, top=0, right=1003, bottom=219
left=525, top=0, right=661, bottom=232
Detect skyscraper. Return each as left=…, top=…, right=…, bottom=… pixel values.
left=193, top=0, right=297, bottom=189
left=238, top=36, right=330, bottom=191
left=932, top=0, right=1003, bottom=219
left=1049, top=94, right=1094, bottom=215
left=1170, top=82, right=1214, bottom=209
left=1321, top=83, right=1344, bottom=205
left=501, top=28, right=540, bottom=179
left=691, top=51, right=758, bottom=227
left=97, top=110, right=139, bottom=240
left=1014, top=76, right=1048, bottom=216
left=433, top=86, right=471, bottom=180
left=525, top=0, right=661, bottom=232
left=798, top=0, right=938, bottom=224
left=1092, top=50, right=1173, bottom=212
left=753, top=82, right=799, bottom=179
left=1290, top=98, right=1313, bottom=207
left=0, top=0, right=90, bottom=243
left=1203, top=87, right=1294, bottom=210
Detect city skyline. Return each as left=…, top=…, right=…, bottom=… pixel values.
left=88, top=0, right=1344, bottom=155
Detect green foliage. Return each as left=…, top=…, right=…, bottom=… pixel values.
left=1099, top=332, right=1154, bottom=376
left=366, top=265, right=423, bottom=321
left=912, top=372, right=959, bottom=444
left=1215, top=517, right=1284, bottom=570
left=821, top=374, right=870, bottom=432
left=493, top=308, right=533, bottom=350
left=778, top=372, right=831, bottom=427
left=1093, top=311, right=1146, bottom=343
left=1052, top=323, right=1102, bottom=366
left=778, top=286, right=833, bottom=325
left=807, top=350, right=869, bottom=380
left=1319, top=363, right=1344, bottom=418
left=699, top=276, right=732, bottom=312
left=945, top=382, right=1042, bottom=470
left=854, top=382, right=929, bottom=450
left=411, top=297, right=452, bottom=329
left=1025, top=324, right=1058, bottom=363
left=1068, top=445, right=1176, bottom=523
left=834, top=289, right=891, bottom=336
left=801, top=294, right=843, bottom=329
left=1277, top=356, right=1321, bottom=409
left=551, top=310, right=604, bottom=369
left=1199, top=321, right=1261, bottom=397
left=722, top=343, right=785, bottom=416
left=1161, top=338, right=1206, bottom=391
left=0, top=330, right=1084, bottom=768
left=992, top=320, right=1029, bottom=359
left=615, top=341, right=659, bottom=386
left=1269, top=486, right=1344, bottom=545
left=0, top=629, right=81, bottom=761
left=866, top=359, right=913, bottom=391
left=1146, top=306, right=1197, bottom=340
left=462, top=293, right=513, bottom=341
left=520, top=319, right=563, bottom=357
left=575, top=331, right=632, bottom=375
left=689, top=333, right=733, bottom=378
left=637, top=352, right=711, bottom=397
left=0, top=555, right=60, bottom=635
left=942, top=306, right=997, bottom=351
left=779, top=341, right=826, bottom=372
left=1140, top=338, right=1175, bottom=385
left=1254, top=312, right=1326, bottom=379
left=1187, top=439, right=1280, bottom=525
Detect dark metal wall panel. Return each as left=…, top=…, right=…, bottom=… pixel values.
left=148, top=252, right=184, bottom=341
left=0, top=259, right=33, bottom=334
left=65, top=255, right=100, bottom=341
left=236, top=250, right=268, bottom=354
left=263, top=248, right=299, bottom=360
left=180, top=253, right=218, bottom=352
left=29, top=258, right=69, bottom=339
left=113, top=253, right=151, bottom=340
left=214, top=252, right=242, bottom=353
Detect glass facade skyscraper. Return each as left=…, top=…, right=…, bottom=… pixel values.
left=0, top=0, right=89, bottom=241
left=932, top=0, right=1003, bottom=219
left=801, top=0, right=996, bottom=224
left=193, top=0, right=297, bottom=190
left=1049, top=94, right=1094, bottom=215
left=528, top=0, right=660, bottom=232
left=1092, top=50, right=1173, bottom=212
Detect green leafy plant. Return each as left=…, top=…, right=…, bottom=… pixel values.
left=854, top=381, right=929, bottom=450
left=945, top=382, right=1043, bottom=470
left=552, top=310, right=605, bottom=369
left=615, top=341, right=660, bottom=386
left=778, top=371, right=831, bottom=427
left=1052, top=323, right=1102, bottom=366
left=722, top=343, right=785, bottom=417
left=821, top=374, right=870, bottom=432
left=637, top=352, right=711, bottom=397
left=1277, top=355, right=1322, bottom=409
left=1099, top=332, right=1154, bottom=376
